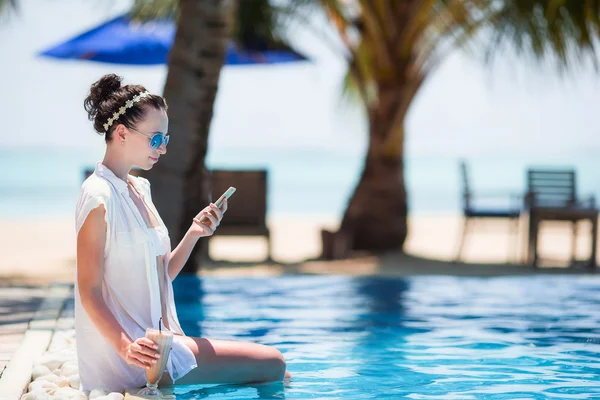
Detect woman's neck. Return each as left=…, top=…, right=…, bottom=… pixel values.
left=102, top=150, right=132, bottom=182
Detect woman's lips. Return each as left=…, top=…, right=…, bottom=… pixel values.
left=150, top=157, right=159, bottom=162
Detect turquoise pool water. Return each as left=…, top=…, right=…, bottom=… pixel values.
left=171, top=275, right=600, bottom=399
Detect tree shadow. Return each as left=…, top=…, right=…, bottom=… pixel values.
left=0, top=284, right=45, bottom=328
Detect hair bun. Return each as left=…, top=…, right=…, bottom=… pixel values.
left=84, top=73, right=123, bottom=122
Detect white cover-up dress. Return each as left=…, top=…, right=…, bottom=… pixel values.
left=74, top=162, right=197, bottom=393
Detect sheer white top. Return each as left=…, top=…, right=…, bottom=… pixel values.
left=74, top=162, right=197, bottom=393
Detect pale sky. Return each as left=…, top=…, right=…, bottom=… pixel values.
left=1, top=0, right=600, bottom=159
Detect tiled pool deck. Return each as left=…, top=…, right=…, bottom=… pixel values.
left=0, top=284, right=72, bottom=400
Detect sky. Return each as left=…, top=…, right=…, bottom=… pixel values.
left=1, top=0, right=600, bottom=159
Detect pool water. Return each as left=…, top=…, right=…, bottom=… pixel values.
left=170, top=275, right=600, bottom=399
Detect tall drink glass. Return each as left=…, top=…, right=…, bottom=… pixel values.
left=137, top=321, right=173, bottom=397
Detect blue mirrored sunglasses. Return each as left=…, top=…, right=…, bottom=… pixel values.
left=129, top=127, right=169, bottom=150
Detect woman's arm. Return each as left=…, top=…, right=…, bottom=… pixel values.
left=167, top=227, right=201, bottom=281
left=77, top=205, right=158, bottom=369
left=167, top=201, right=227, bottom=280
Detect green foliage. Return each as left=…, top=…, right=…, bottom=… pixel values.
left=480, top=0, right=600, bottom=72
left=234, top=0, right=285, bottom=49
left=277, top=1, right=600, bottom=107
left=130, top=0, right=293, bottom=51
left=0, top=0, right=18, bottom=19
left=130, top=0, right=178, bottom=20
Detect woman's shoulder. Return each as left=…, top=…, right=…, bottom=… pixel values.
left=80, top=174, right=114, bottom=200
left=75, top=175, right=115, bottom=231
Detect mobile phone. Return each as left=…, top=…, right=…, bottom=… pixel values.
left=199, top=186, right=236, bottom=223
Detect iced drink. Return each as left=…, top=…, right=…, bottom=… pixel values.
left=145, top=327, right=173, bottom=385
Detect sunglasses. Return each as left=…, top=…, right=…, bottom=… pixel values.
left=129, top=126, right=170, bottom=150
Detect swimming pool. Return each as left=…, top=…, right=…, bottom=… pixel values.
left=170, top=275, right=600, bottom=399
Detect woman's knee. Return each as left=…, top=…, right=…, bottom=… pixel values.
left=262, top=346, right=287, bottom=382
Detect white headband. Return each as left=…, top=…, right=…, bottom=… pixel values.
left=103, top=91, right=151, bottom=132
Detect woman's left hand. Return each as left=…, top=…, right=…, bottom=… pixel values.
left=189, top=199, right=227, bottom=238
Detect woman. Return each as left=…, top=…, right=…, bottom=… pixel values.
left=75, top=74, right=289, bottom=394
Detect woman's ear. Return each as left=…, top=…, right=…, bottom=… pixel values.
left=115, top=124, right=127, bottom=142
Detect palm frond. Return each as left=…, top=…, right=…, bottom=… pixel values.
left=481, top=0, right=600, bottom=73
left=131, top=0, right=178, bottom=20
left=233, top=0, right=286, bottom=50
left=0, top=0, right=18, bottom=20
left=131, top=0, right=299, bottom=54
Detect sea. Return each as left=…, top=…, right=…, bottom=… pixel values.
left=2, top=146, right=599, bottom=219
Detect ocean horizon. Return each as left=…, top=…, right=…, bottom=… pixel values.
left=2, top=145, right=598, bottom=220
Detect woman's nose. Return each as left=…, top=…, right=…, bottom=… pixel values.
left=157, top=143, right=167, bottom=155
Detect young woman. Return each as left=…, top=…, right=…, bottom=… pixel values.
left=75, top=74, right=289, bottom=394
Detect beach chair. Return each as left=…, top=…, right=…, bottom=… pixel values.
left=525, top=168, right=598, bottom=267
left=455, top=161, right=523, bottom=263
left=208, top=169, right=271, bottom=261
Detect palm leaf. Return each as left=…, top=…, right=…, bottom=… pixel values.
left=0, top=0, right=18, bottom=20
left=481, top=0, right=600, bottom=73
left=130, top=0, right=178, bottom=20
left=131, top=0, right=298, bottom=53
left=0, top=0, right=17, bottom=10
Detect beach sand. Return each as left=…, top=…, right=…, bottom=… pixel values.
left=0, top=212, right=596, bottom=285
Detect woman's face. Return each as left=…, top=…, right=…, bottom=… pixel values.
left=124, top=107, right=169, bottom=170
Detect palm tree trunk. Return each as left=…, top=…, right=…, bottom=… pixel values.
left=340, top=85, right=410, bottom=252
left=144, top=0, right=233, bottom=274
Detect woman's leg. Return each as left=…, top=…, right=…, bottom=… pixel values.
left=160, top=336, right=291, bottom=386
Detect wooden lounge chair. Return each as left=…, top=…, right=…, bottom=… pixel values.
left=525, top=168, right=598, bottom=268
left=455, top=161, right=523, bottom=263
left=208, top=169, right=271, bottom=261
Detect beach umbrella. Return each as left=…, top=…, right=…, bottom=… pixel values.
left=38, top=13, right=309, bottom=66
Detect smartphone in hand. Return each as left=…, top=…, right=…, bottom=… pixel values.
left=199, top=186, right=236, bottom=223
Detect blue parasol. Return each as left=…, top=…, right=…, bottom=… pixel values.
left=38, top=13, right=309, bottom=66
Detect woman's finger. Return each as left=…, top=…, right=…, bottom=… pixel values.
left=125, top=349, right=150, bottom=369
left=193, top=216, right=213, bottom=233
left=136, top=343, right=161, bottom=359
left=193, top=214, right=211, bottom=226
left=194, top=205, right=212, bottom=221
left=209, top=203, right=224, bottom=219
left=131, top=344, right=159, bottom=359
left=220, top=198, right=228, bottom=213
left=135, top=353, right=158, bottom=365
left=202, top=210, right=219, bottom=227
left=139, top=338, right=158, bottom=350
left=131, top=346, right=158, bottom=365
left=193, top=218, right=211, bottom=232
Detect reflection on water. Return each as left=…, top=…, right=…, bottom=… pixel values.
left=172, top=380, right=287, bottom=399
left=172, top=275, right=600, bottom=399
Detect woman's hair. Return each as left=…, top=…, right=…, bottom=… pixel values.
left=84, top=74, right=168, bottom=141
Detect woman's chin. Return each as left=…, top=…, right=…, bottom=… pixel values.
left=133, top=157, right=159, bottom=171
left=136, top=163, right=152, bottom=171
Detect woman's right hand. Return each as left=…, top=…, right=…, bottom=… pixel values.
left=122, top=337, right=160, bottom=369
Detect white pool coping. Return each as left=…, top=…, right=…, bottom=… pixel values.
left=0, top=283, right=72, bottom=400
